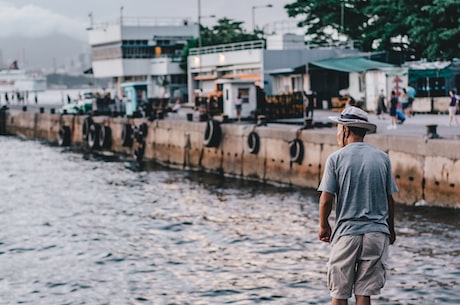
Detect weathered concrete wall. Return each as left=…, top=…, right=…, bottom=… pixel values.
left=3, top=109, right=460, bottom=208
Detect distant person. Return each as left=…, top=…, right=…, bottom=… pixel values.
left=4, top=92, right=8, bottom=104
left=234, top=93, right=243, bottom=122
left=304, top=90, right=317, bottom=118
left=67, top=94, right=71, bottom=104
left=34, top=94, right=38, bottom=104
left=400, top=88, right=409, bottom=115
left=208, top=95, right=219, bottom=116
left=318, top=106, right=397, bottom=305
left=448, top=89, right=459, bottom=127
left=194, top=90, right=203, bottom=111
left=406, top=84, right=416, bottom=117
left=375, top=90, right=387, bottom=119
left=171, top=98, right=181, bottom=114
left=387, top=90, right=398, bottom=130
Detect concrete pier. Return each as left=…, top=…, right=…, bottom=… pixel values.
left=2, top=106, right=460, bottom=208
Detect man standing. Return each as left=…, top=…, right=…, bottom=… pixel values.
left=318, top=106, right=397, bottom=305
left=234, top=93, right=243, bottom=122
left=375, top=90, right=387, bottom=119
left=406, top=84, right=416, bottom=117
left=448, top=89, right=459, bottom=127
left=304, top=90, right=317, bottom=118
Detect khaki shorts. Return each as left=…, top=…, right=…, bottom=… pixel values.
left=327, top=232, right=389, bottom=299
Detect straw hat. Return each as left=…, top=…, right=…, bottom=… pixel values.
left=328, top=106, right=377, bottom=133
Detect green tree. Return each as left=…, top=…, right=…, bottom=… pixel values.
left=362, top=0, right=416, bottom=57
left=284, top=0, right=369, bottom=48
left=364, top=0, right=460, bottom=60
left=180, top=18, right=261, bottom=71
left=284, top=0, right=460, bottom=60
left=209, top=18, right=257, bottom=44
left=404, top=0, right=460, bottom=60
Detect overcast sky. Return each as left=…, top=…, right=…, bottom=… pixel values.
left=0, top=0, right=299, bottom=42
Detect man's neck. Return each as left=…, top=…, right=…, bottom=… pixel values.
left=345, top=136, right=364, bottom=145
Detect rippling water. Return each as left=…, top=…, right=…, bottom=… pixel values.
left=0, top=136, right=459, bottom=305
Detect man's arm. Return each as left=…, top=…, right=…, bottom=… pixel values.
left=387, top=194, right=396, bottom=245
left=319, top=191, right=334, bottom=243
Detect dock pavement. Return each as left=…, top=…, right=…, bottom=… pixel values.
left=5, top=103, right=460, bottom=141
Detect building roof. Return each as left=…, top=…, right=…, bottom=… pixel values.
left=310, top=57, right=394, bottom=72
left=267, top=68, right=296, bottom=75
left=404, top=61, right=451, bottom=70
left=405, top=61, right=453, bottom=82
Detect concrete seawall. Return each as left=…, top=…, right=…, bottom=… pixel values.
left=2, top=108, right=460, bottom=208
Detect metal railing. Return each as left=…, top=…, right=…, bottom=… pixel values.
left=190, top=40, right=265, bottom=56
left=90, top=17, right=193, bottom=30
left=121, top=17, right=193, bottom=26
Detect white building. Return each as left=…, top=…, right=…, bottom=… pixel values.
left=187, top=33, right=360, bottom=119
left=87, top=17, right=199, bottom=102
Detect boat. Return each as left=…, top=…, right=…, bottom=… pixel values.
left=0, top=61, right=47, bottom=94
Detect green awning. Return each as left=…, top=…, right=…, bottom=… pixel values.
left=409, top=68, right=452, bottom=83
left=310, top=57, right=394, bottom=72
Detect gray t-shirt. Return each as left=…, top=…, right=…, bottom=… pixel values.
left=318, top=142, right=398, bottom=243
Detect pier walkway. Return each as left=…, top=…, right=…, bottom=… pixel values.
left=6, top=103, right=460, bottom=141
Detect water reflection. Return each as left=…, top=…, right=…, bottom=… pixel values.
left=0, top=136, right=458, bottom=305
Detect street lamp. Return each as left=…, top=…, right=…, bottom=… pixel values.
left=198, top=0, right=202, bottom=48
left=198, top=0, right=216, bottom=49
left=252, top=4, right=273, bottom=32
left=340, top=2, right=344, bottom=35
left=197, top=0, right=215, bottom=94
left=86, top=12, right=93, bottom=30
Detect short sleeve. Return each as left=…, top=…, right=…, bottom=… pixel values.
left=318, top=155, right=337, bottom=194
left=386, top=158, right=399, bottom=195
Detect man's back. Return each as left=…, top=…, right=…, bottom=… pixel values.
left=318, top=106, right=397, bottom=303
left=319, top=142, right=397, bottom=242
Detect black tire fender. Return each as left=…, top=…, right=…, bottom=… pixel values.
left=121, top=123, right=133, bottom=147
left=82, top=117, right=93, bottom=141
left=88, top=123, right=101, bottom=150
left=98, top=125, right=112, bottom=149
left=289, top=139, right=304, bottom=164
left=58, top=125, right=71, bottom=147
left=247, top=131, right=260, bottom=154
left=203, top=119, right=221, bottom=147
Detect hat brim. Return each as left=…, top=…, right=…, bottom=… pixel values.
left=328, top=116, right=377, bottom=133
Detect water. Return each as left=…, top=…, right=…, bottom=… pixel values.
left=0, top=136, right=459, bottom=305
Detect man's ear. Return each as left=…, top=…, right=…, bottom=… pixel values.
left=343, top=125, right=349, bottom=137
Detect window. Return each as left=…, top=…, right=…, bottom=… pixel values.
left=238, top=88, right=250, bottom=103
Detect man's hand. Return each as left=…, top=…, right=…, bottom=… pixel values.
left=389, top=227, right=396, bottom=245
left=319, top=191, right=334, bottom=243
left=319, top=222, right=332, bottom=243
left=387, top=195, right=396, bottom=245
